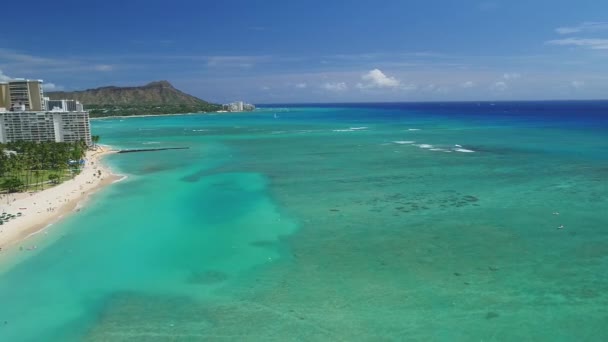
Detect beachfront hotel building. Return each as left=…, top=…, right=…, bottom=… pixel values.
left=0, top=82, right=10, bottom=110
left=0, top=78, right=92, bottom=145
left=0, top=111, right=92, bottom=145
left=0, top=79, right=46, bottom=111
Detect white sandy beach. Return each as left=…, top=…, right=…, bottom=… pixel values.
left=0, top=146, right=120, bottom=250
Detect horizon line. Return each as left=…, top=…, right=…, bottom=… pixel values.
left=255, top=98, right=608, bottom=106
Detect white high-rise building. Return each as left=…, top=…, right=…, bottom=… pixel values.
left=0, top=77, right=93, bottom=145
left=0, top=110, right=92, bottom=145
left=5, top=79, right=45, bottom=111
left=45, top=98, right=84, bottom=112
left=222, top=101, right=255, bottom=112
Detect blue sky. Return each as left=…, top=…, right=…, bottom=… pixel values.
left=1, top=0, right=607, bottom=103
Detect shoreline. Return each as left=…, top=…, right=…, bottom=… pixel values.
left=0, top=145, right=121, bottom=251
left=89, top=110, right=261, bottom=120
left=90, top=112, right=213, bottom=120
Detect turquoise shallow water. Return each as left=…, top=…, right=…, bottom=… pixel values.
left=0, top=102, right=607, bottom=341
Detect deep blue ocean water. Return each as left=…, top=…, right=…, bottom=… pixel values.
left=0, top=101, right=607, bottom=341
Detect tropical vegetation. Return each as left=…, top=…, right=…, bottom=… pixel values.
left=85, top=103, right=221, bottom=117
left=0, top=141, right=88, bottom=193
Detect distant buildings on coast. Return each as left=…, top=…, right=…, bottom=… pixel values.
left=221, top=101, right=255, bottom=112
left=0, top=78, right=92, bottom=145
left=45, top=99, right=84, bottom=112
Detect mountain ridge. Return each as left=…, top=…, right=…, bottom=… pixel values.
left=47, top=81, right=220, bottom=117
left=47, top=80, right=212, bottom=105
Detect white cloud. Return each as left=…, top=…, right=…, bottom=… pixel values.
left=556, top=27, right=582, bottom=35
left=295, top=82, right=307, bottom=89
left=492, top=81, right=508, bottom=91
left=489, top=74, right=520, bottom=91
left=571, top=80, right=585, bottom=89
left=94, top=64, right=114, bottom=71
left=503, top=73, right=521, bottom=80
left=322, top=82, right=348, bottom=92
left=0, top=49, right=124, bottom=74
left=358, top=68, right=400, bottom=89
left=0, top=69, right=12, bottom=82
left=461, top=81, right=475, bottom=88
left=418, top=83, right=449, bottom=93
left=206, top=55, right=272, bottom=69
left=546, top=38, right=608, bottom=50
left=435, top=86, right=450, bottom=93
left=42, top=82, right=63, bottom=91
left=556, top=22, right=608, bottom=35
left=0, top=48, right=55, bottom=65
left=424, top=84, right=436, bottom=91
left=401, top=83, right=418, bottom=91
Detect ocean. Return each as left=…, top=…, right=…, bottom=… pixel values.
left=0, top=101, right=607, bottom=341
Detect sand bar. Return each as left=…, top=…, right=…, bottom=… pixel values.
left=0, top=145, right=121, bottom=250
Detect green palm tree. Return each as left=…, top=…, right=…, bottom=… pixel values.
left=91, top=135, right=100, bottom=148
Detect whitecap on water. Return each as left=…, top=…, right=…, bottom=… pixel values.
left=333, top=127, right=368, bottom=132
left=393, top=141, right=415, bottom=144
left=454, top=148, right=475, bottom=153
